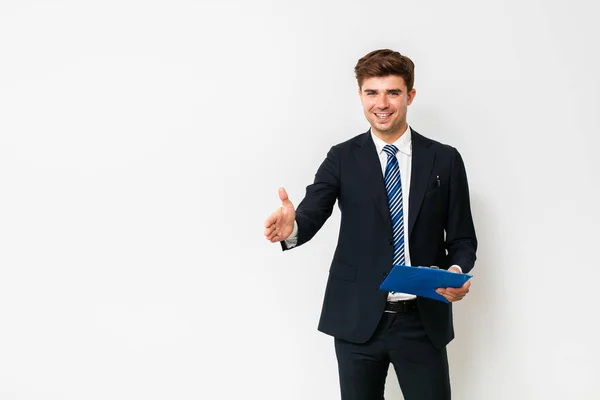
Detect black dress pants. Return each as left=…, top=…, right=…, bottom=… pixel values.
left=334, top=307, right=450, bottom=400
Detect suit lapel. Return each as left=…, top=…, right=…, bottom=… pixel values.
left=352, top=132, right=391, bottom=229
left=408, top=129, right=435, bottom=237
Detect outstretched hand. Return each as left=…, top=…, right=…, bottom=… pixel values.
left=264, top=187, right=296, bottom=243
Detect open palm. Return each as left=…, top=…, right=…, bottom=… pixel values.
left=264, top=187, right=296, bottom=243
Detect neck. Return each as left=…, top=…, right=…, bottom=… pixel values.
left=372, top=124, right=408, bottom=144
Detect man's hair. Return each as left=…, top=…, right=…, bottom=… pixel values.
left=354, top=49, right=415, bottom=91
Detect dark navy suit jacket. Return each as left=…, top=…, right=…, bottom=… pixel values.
left=283, top=128, right=477, bottom=349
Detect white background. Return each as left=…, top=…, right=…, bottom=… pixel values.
left=1, top=1, right=599, bottom=399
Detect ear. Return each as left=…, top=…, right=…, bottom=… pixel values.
left=407, top=88, right=417, bottom=105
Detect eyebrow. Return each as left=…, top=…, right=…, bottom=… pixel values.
left=363, top=88, right=403, bottom=94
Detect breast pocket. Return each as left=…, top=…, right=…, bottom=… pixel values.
left=424, top=182, right=448, bottom=198
left=423, top=181, right=449, bottom=216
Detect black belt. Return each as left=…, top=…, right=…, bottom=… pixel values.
left=385, top=299, right=418, bottom=313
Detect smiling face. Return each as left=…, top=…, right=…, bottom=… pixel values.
left=359, top=75, right=416, bottom=143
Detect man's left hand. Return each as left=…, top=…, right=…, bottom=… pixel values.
left=436, top=266, right=470, bottom=302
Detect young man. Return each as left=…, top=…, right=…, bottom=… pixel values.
left=264, top=49, right=477, bottom=400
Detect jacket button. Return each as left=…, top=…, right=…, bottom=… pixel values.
left=383, top=272, right=388, bottom=277
left=388, top=239, right=393, bottom=246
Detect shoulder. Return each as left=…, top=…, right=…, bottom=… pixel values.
left=412, top=129, right=470, bottom=176
left=412, top=128, right=460, bottom=157
left=318, top=131, right=371, bottom=159
left=332, top=131, right=370, bottom=150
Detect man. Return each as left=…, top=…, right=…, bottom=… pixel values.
left=263, top=49, right=477, bottom=400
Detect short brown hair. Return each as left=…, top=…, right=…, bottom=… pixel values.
left=354, top=49, right=415, bottom=91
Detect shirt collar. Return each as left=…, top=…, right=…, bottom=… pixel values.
left=370, top=125, right=412, bottom=156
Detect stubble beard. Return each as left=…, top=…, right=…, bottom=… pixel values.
left=370, top=116, right=406, bottom=139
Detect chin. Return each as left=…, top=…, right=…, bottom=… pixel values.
left=376, top=125, right=394, bottom=134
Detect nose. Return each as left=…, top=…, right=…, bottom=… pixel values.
left=376, top=94, right=389, bottom=109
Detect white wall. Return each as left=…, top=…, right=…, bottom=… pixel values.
left=1, top=1, right=598, bottom=399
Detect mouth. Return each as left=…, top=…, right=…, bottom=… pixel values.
left=374, top=112, right=393, bottom=122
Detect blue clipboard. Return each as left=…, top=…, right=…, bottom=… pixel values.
left=379, top=265, right=472, bottom=303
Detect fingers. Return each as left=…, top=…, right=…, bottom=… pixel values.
left=264, top=209, right=284, bottom=242
left=264, top=213, right=278, bottom=228
left=447, top=284, right=469, bottom=296
left=264, top=216, right=273, bottom=228
left=436, top=289, right=465, bottom=302
left=265, top=207, right=283, bottom=227
left=265, top=226, right=284, bottom=242
left=436, top=281, right=470, bottom=302
left=264, top=223, right=275, bottom=237
left=264, top=224, right=279, bottom=242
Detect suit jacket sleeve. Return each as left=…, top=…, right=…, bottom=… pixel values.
left=281, top=146, right=340, bottom=251
left=445, top=148, right=477, bottom=273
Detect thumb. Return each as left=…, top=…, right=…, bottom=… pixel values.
left=278, top=187, right=288, bottom=200
left=279, top=187, right=290, bottom=204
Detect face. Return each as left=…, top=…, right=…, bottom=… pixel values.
left=359, top=75, right=416, bottom=142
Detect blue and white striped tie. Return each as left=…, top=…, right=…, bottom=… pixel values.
left=383, top=144, right=405, bottom=266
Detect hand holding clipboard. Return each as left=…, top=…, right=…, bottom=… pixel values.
left=380, top=265, right=472, bottom=303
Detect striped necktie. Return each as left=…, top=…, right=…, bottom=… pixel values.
left=383, top=144, right=405, bottom=266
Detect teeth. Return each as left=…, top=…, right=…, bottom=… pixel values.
left=376, top=113, right=391, bottom=118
